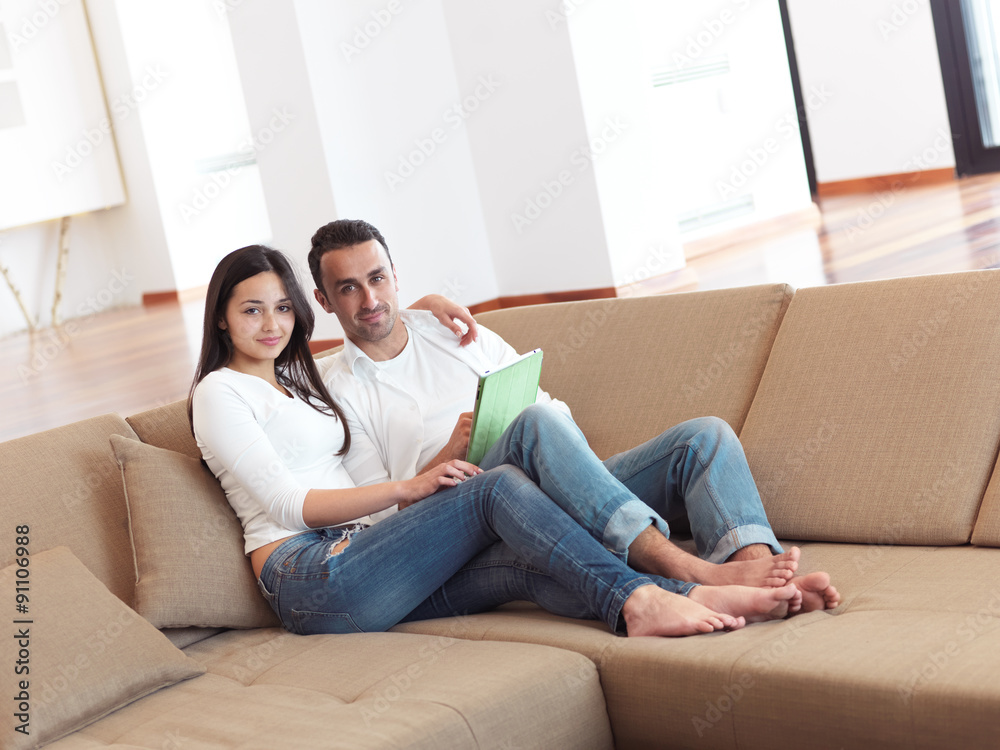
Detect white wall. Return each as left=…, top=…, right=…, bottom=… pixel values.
left=294, top=0, right=499, bottom=340
left=224, top=0, right=338, bottom=335
left=634, top=1, right=813, bottom=246
left=0, top=0, right=125, bottom=230
left=231, top=0, right=811, bottom=309
left=564, top=0, right=685, bottom=287
left=112, top=0, right=271, bottom=292
left=0, top=0, right=154, bottom=339
left=0, top=0, right=272, bottom=339
left=787, top=0, right=956, bottom=182
left=9, top=1, right=943, bottom=340
left=441, top=0, right=616, bottom=295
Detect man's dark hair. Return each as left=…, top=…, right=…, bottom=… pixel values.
left=309, top=219, right=392, bottom=296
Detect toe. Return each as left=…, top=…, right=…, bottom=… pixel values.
left=825, top=586, right=841, bottom=608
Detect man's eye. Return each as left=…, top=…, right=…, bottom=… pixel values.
left=341, top=285, right=355, bottom=294
left=372, top=275, right=385, bottom=283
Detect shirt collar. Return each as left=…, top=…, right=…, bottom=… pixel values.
left=340, top=310, right=434, bottom=376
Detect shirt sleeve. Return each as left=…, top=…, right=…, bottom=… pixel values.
left=477, top=325, right=573, bottom=419
left=192, top=377, right=310, bottom=531
left=340, top=398, right=393, bottom=489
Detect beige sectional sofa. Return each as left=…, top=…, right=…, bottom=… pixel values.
left=4, top=269, right=1000, bottom=749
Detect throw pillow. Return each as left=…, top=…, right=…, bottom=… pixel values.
left=0, top=546, right=204, bottom=748
left=110, top=434, right=280, bottom=629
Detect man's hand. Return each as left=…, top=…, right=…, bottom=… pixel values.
left=413, top=412, right=474, bottom=484
left=442, top=412, right=474, bottom=463
left=410, top=294, right=479, bottom=346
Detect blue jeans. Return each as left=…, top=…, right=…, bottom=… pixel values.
left=257, top=465, right=691, bottom=635
left=480, top=405, right=782, bottom=563
left=406, top=410, right=778, bottom=626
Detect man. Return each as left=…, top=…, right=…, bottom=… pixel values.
left=312, top=218, right=838, bottom=612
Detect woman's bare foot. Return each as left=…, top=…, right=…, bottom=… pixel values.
left=688, top=582, right=801, bottom=622
left=697, top=546, right=801, bottom=588
left=621, top=585, right=746, bottom=637
left=789, top=571, right=840, bottom=611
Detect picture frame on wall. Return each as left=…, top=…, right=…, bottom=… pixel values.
left=0, top=0, right=126, bottom=231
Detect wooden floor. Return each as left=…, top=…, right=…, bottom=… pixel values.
left=5, top=172, right=1000, bottom=443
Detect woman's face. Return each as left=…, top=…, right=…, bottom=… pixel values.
left=219, top=271, right=296, bottom=372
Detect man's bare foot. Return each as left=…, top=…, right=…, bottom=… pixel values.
left=689, top=582, right=801, bottom=622
left=696, top=546, right=801, bottom=587
left=621, top=585, right=746, bottom=637
left=789, top=571, right=840, bottom=612
left=626, top=531, right=798, bottom=589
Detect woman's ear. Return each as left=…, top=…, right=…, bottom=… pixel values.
left=218, top=318, right=228, bottom=331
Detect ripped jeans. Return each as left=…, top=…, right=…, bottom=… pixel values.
left=256, top=464, right=693, bottom=636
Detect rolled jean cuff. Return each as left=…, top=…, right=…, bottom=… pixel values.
left=705, top=523, right=783, bottom=564
left=603, top=499, right=670, bottom=554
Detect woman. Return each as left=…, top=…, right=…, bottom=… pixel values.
left=189, top=245, right=798, bottom=638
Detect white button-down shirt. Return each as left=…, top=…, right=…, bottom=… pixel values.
left=321, top=311, right=569, bottom=495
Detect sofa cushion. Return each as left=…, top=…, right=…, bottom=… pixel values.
left=0, top=414, right=139, bottom=605
left=475, top=283, right=794, bottom=459
left=395, top=541, right=1000, bottom=749
left=50, top=630, right=613, bottom=750
left=0, top=546, right=204, bottom=749
left=126, top=399, right=200, bottom=460
left=739, top=270, right=1000, bottom=544
left=110, top=434, right=279, bottom=630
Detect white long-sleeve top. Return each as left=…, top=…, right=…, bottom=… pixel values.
left=320, top=310, right=571, bottom=488
left=192, top=368, right=386, bottom=555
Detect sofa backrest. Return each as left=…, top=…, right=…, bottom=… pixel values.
left=739, top=270, right=1000, bottom=545
left=126, top=400, right=199, bottom=458
left=972, top=462, right=1000, bottom=546
left=475, top=283, right=794, bottom=459
left=0, top=415, right=139, bottom=605
left=7, top=267, right=999, bottom=611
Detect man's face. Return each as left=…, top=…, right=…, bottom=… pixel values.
left=314, top=239, right=401, bottom=346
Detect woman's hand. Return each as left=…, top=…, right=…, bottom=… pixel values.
left=410, top=294, right=478, bottom=346
left=398, top=460, right=483, bottom=510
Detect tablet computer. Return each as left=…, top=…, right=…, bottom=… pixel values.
left=466, top=349, right=543, bottom=465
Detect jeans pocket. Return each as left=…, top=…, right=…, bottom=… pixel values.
left=257, top=576, right=277, bottom=605
left=289, top=609, right=364, bottom=635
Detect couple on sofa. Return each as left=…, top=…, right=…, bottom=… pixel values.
left=189, top=219, right=839, bottom=639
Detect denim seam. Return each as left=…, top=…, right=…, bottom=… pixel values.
left=607, top=445, right=674, bottom=485
left=460, top=558, right=543, bottom=573
left=683, top=439, right=736, bottom=536
left=492, top=478, right=644, bottom=633
left=509, top=432, right=623, bottom=546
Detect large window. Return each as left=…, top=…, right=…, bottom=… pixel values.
left=933, top=0, right=1000, bottom=174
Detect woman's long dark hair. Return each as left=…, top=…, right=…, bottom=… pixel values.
left=187, top=244, right=350, bottom=455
